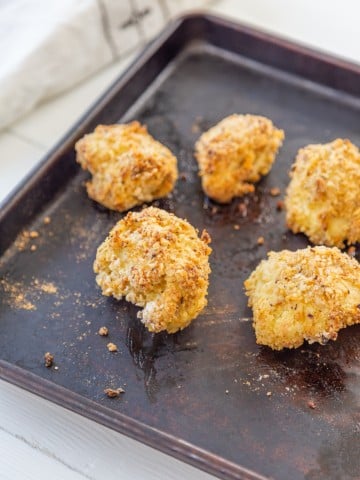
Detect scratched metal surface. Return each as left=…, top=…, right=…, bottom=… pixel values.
left=0, top=21, right=360, bottom=480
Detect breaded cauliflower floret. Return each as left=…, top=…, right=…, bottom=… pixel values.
left=75, top=122, right=178, bottom=212
left=194, top=114, right=284, bottom=203
left=285, top=139, right=360, bottom=247
left=244, top=246, right=360, bottom=350
left=94, top=207, right=212, bottom=333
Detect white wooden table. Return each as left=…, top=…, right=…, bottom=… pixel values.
left=1, top=1, right=359, bottom=478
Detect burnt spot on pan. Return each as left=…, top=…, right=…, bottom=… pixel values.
left=255, top=324, right=360, bottom=409
left=202, top=193, right=264, bottom=226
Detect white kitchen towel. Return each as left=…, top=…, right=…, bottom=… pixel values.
left=0, top=0, right=212, bottom=130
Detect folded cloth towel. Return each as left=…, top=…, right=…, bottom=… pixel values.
left=0, top=0, right=211, bottom=130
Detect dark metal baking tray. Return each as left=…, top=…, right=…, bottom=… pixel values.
left=1, top=13, right=359, bottom=480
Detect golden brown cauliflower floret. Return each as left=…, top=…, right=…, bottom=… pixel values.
left=244, top=246, right=360, bottom=350
left=75, top=122, right=178, bottom=212
left=285, top=138, right=360, bottom=248
left=93, top=207, right=212, bottom=333
left=194, top=114, right=284, bottom=203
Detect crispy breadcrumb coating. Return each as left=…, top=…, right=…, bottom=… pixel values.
left=75, top=122, right=178, bottom=212
left=94, top=207, right=211, bottom=333
left=285, top=138, right=360, bottom=247
left=244, top=246, right=360, bottom=350
left=194, top=114, right=284, bottom=203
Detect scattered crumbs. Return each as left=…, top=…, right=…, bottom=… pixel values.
left=43, top=216, right=51, bottom=225
left=98, top=326, right=109, bottom=336
left=348, top=246, right=356, bottom=257
left=211, top=206, right=218, bottom=215
left=15, top=230, right=31, bottom=251
left=44, top=352, right=54, bottom=368
left=30, top=245, right=37, bottom=252
left=38, top=281, right=57, bottom=294
left=107, top=342, right=118, bottom=352
left=191, top=116, right=203, bottom=134
left=29, top=230, right=39, bottom=239
left=285, top=387, right=290, bottom=392
left=179, top=172, right=187, bottom=181
left=54, top=366, right=59, bottom=371
left=225, top=389, right=229, bottom=394
left=308, top=400, right=316, bottom=409
left=1, top=277, right=58, bottom=311
left=233, top=224, right=240, bottom=230
left=266, top=391, right=272, bottom=397
left=86, top=301, right=99, bottom=308
left=237, top=202, right=247, bottom=217
left=270, top=187, right=281, bottom=197
left=0, top=279, right=36, bottom=310
left=276, top=200, right=284, bottom=211
left=15, top=293, right=36, bottom=310
left=233, top=378, right=238, bottom=383
left=257, top=236, right=265, bottom=245
left=104, top=387, right=125, bottom=398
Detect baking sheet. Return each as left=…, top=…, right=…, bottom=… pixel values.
left=0, top=14, right=360, bottom=480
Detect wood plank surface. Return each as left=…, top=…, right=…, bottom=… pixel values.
left=0, top=380, right=214, bottom=479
